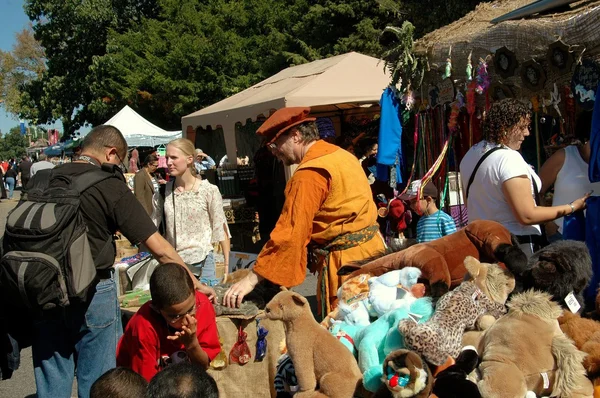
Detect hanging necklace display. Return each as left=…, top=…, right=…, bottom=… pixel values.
left=476, top=56, right=492, bottom=111
left=489, top=82, right=514, bottom=101
left=494, top=46, right=518, bottom=79
left=520, top=59, right=547, bottom=91
left=466, top=51, right=477, bottom=147
left=546, top=40, right=573, bottom=73
left=531, top=96, right=542, bottom=171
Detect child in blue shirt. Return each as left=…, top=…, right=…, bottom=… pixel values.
left=401, top=180, right=457, bottom=243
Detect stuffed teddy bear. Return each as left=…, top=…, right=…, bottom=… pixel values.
left=368, top=267, right=424, bottom=317
left=356, top=298, right=434, bottom=392
left=336, top=273, right=373, bottom=326
left=399, top=256, right=514, bottom=366
left=477, top=290, right=593, bottom=398
left=264, top=290, right=362, bottom=398
left=558, top=310, right=600, bottom=381
left=431, top=346, right=481, bottom=398
left=340, top=220, right=526, bottom=298
left=373, top=349, right=433, bottom=398
left=507, top=240, right=592, bottom=313
left=329, top=268, right=425, bottom=327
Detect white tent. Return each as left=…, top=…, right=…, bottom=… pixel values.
left=182, top=52, right=391, bottom=162
left=105, top=105, right=182, bottom=147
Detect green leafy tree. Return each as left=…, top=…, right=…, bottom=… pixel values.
left=21, top=0, right=160, bottom=137
left=0, top=28, right=45, bottom=120
left=0, top=127, right=29, bottom=161
left=90, top=0, right=297, bottom=129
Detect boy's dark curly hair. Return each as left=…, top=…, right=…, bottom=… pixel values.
left=483, top=98, right=531, bottom=144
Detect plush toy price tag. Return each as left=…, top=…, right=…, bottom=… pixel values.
left=541, top=372, right=550, bottom=389
left=564, top=292, right=581, bottom=313
left=408, top=312, right=423, bottom=323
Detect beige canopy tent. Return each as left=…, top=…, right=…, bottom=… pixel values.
left=181, top=52, right=391, bottom=163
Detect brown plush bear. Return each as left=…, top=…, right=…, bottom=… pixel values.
left=340, top=220, right=526, bottom=298
left=558, top=311, right=600, bottom=380
left=264, top=290, right=362, bottom=398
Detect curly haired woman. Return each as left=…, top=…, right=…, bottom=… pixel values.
left=459, top=98, right=590, bottom=257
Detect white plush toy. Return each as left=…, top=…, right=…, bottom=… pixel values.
left=368, top=267, right=421, bottom=317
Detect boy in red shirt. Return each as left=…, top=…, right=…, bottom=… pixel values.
left=117, top=263, right=220, bottom=381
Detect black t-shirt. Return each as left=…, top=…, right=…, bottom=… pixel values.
left=4, top=168, right=17, bottom=179
left=39, top=163, right=157, bottom=270
left=18, top=160, right=32, bottom=178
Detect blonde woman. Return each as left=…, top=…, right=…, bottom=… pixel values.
left=164, top=138, right=230, bottom=285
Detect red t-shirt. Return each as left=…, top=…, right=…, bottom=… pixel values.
left=116, top=291, right=220, bottom=381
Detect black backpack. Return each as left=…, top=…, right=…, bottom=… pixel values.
left=0, top=167, right=118, bottom=314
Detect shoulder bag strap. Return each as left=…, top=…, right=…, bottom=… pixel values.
left=171, top=180, right=177, bottom=250
left=531, top=177, right=549, bottom=247
left=466, top=146, right=506, bottom=199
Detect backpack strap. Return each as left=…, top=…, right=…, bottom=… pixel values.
left=70, top=168, right=119, bottom=194
left=466, top=146, right=506, bottom=199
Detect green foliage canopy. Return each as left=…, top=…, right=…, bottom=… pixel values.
left=19, top=0, right=486, bottom=133
left=0, top=128, right=29, bottom=161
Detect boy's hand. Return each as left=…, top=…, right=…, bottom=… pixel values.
left=166, top=314, right=198, bottom=348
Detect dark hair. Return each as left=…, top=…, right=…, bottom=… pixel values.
left=81, top=125, right=128, bottom=160
left=355, top=137, right=378, bottom=159
left=90, top=367, right=147, bottom=398
left=574, top=111, right=593, bottom=143
left=483, top=98, right=531, bottom=145
left=146, top=362, right=218, bottom=398
left=293, top=121, right=320, bottom=144
left=150, top=263, right=195, bottom=309
left=143, top=154, right=159, bottom=167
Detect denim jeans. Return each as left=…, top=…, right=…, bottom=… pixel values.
left=32, top=277, right=122, bottom=398
left=5, top=177, right=15, bottom=199
left=188, top=251, right=219, bottom=286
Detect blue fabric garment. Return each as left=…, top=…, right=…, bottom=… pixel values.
left=588, top=83, right=600, bottom=182
left=584, top=197, right=600, bottom=304
left=376, top=88, right=403, bottom=184
left=562, top=211, right=586, bottom=241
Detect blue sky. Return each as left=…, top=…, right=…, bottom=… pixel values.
left=0, top=0, right=88, bottom=138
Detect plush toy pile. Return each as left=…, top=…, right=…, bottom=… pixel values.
left=265, top=231, right=600, bottom=398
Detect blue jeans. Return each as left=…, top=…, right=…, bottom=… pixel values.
left=32, top=277, right=122, bottom=398
left=189, top=251, right=219, bottom=286
left=5, top=177, right=15, bottom=199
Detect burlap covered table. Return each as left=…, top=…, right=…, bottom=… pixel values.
left=208, top=314, right=285, bottom=398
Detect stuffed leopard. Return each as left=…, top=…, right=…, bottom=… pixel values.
left=398, top=257, right=514, bottom=366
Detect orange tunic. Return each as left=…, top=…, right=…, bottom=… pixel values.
left=252, top=141, right=385, bottom=315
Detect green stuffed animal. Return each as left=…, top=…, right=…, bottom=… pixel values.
left=355, top=297, right=434, bottom=392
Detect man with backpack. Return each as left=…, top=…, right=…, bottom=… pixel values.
left=0, top=125, right=210, bottom=398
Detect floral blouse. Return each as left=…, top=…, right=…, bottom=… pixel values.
left=164, top=179, right=230, bottom=265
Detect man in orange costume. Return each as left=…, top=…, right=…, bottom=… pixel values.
left=224, top=107, right=385, bottom=315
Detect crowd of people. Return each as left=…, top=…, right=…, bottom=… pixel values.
left=1, top=97, right=597, bottom=398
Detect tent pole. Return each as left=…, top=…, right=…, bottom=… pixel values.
left=223, top=122, right=237, bottom=166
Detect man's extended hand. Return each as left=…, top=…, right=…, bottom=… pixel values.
left=223, top=270, right=262, bottom=308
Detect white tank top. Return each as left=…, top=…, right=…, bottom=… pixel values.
left=552, top=145, right=600, bottom=232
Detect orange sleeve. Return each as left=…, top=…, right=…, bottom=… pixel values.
left=252, top=168, right=329, bottom=287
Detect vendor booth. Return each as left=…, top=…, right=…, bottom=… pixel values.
left=181, top=52, right=391, bottom=253
left=105, top=105, right=182, bottom=147
left=182, top=51, right=391, bottom=170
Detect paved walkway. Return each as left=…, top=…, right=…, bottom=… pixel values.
left=0, top=190, right=318, bottom=397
